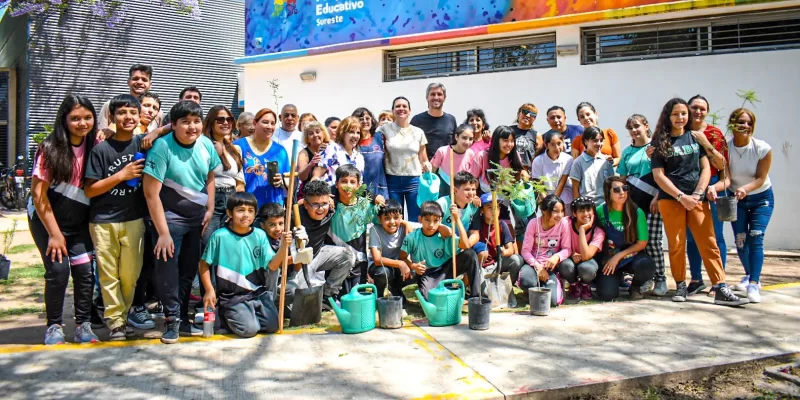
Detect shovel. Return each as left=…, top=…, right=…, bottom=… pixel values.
left=289, top=204, right=323, bottom=327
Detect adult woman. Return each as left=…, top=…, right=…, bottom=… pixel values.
left=595, top=177, right=655, bottom=301
left=511, top=103, right=540, bottom=167
left=562, top=197, right=604, bottom=300
left=466, top=109, right=491, bottom=153
left=650, top=98, right=746, bottom=306
left=297, top=120, right=331, bottom=186
left=233, top=108, right=289, bottom=207
left=618, top=114, right=667, bottom=296
left=519, top=194, right=571, bottom=307
left=379, top=97, right=430, bottom=221
left=30, top=95, right=99, bottom=344
left=299, top=112, right=317, bottom=131
left=236, top=112, right=255, bottom=139
left=571, top=102, right=621, bottom=167
left=202, top=105, right=245, bottom=245
left=710, top=109, right=773, bottom=303
left=353, top=107, right=388, bottom=199
left=377, top=111, right=393, bottom=128
left=685, top=95, right=728, bottom=296
left=324, top=116, right=340, bottom=141
left=531, top=130, right=573, bottom=214
left=328, top=116, right=365, bottom=178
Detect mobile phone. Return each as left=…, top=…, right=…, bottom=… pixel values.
left=267, top=161, right=279, bottom=180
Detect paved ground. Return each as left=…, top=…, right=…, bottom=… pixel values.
left=1, top=284, right=798, bottom=399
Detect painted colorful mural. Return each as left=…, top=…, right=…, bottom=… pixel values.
left=244, top=0, right=682, bottom=56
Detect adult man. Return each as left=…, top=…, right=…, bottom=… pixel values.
left=98, top=64, right=161, bottom=131
left=411, top=83, right=457, bottom=161
left=511, top=103, right=540, bottom=167
left=544, top=106, right=584, bottom=154
left=161, top=87, right=202, bottom=125
left=274, top=104, right=304, bottom=151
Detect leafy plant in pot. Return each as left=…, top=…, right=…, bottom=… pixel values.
left=0, top=220, right=17, bottom=281
left=488, top=162, right=547, bottom=219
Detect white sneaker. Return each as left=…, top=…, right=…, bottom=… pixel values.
left=734, top=275, right=750, bottom=292
left=747, top=283, right=761, bottom=303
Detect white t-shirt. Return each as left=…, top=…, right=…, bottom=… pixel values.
left=728, top=137, right=772, bottom=194
left=274, top=127, right=303, bottom=153
left=531, top=151, right=574, bottom=205
left=379, top=122, right=427, bottom=176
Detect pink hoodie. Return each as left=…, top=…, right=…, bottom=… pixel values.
left=521, top=217, right=572, bottom=270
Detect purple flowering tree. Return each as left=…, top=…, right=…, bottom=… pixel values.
left=0, top=0, right=201, bottom=28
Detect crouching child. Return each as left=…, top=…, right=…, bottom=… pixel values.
left=368, top=199, right=417, bottom=302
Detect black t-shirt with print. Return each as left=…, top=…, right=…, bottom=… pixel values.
left=650, top=132, right=707, bottom=201
left=411, top=111, right=457, bottom=160
left=298, top=204, right=334, bottom=256
left=85, top=135, right=147, bottom=223
left=511, top=125, right=538, bottom=167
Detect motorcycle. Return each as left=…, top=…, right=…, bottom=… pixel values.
left=0, top=155, right=30, bottom=211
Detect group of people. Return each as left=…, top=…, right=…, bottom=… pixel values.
left=28, top=64, right=775, bottom=346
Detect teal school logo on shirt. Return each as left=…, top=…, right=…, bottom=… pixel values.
left=670, top=143, right=699, bottom=157
left=253, top=245, right=262, bottom=259
left=434, top=248, right=444, bottom=259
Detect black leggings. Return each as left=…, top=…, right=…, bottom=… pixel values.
left=29, top=217, right=94, bottom=326
left=133, top=220, right=158, bottom=307
left=369, top=263, right=416, bottom=302
left=595, top=253, right=656, bottom=301
left=416, top=249, right=480, bottom=300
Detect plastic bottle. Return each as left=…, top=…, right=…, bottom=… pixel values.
left=202, top=307, right=215, bottom=338
left=126, top=152, right=145, bottom=187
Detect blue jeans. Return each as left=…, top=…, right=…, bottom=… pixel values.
left=687, top=175, right=726, bottom=281
left=387, top=175, right=420, bottom=221
left=730, top=188, right=774, bottom=283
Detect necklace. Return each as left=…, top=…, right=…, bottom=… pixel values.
left=733, top=139, right=751, bottom=159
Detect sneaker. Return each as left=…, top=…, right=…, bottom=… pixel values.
left=672, top=281, right=688, bottom=302
left=630, top=286, right=644, bottom=300
left=44, top=324, right=65, bottom=345
left=74, top=322, right=100, bottom=344
left=653, top=280, right=668, bottom=296
left=108, top=327, right=126, bottom=341
left=128, top=306, right=155, bottom=330
left=189, top=293, right=202, bottom=303
left=734, top=275, right=750, bottom=292
left=125, top=325, right=135, bottom=337
left=161, top=318, right=180, bottom=344
left=580, top=283, right=593, bottom=300
left=687, top=281, right=707, bottom=296
left=179, top=320, right=202, bottom=337
left=707, top=287, right=717, bottom=298
left=746, top=283, right=761, bottom=303
left=640, top=279, right=655, bottom=293
left=148, top=302, right=165, bottom=319
left=568, top=283, right=581, bottom=299
left=714, top=284, right=750, bottom=306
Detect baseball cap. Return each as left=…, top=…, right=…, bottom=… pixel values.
left=480, top=193, right=493, bottom=206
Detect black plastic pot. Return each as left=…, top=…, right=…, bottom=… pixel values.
left=468, top=297, right=491, bottom=330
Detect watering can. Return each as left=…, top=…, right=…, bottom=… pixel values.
left=415, top=279, right=464, bottom=327
left=328, top=284, right=377, bottom=334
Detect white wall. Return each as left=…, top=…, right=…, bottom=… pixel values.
left=242, top=7, right=800, bottom=250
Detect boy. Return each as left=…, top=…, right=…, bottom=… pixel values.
left=368, top=199, right=417, bottom=301
left=436, top=171, right=479, bottom=230
left=200, top=193, right=297, bottom=338
left=400, top=201, right=480, bottom=300
left=98, top=64, right=161, bottom=131
left=84, top=94, right=148, bottom=341
left=258, top=202, right=321, bottom=294
left=143, top=100, right=221, bottom=344
left=329, top=164, right=385, bottom=294
left=468, top=193, right=524, bottom=283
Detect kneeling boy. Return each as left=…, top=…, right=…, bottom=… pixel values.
left=368, top=199, right=416, bottom=301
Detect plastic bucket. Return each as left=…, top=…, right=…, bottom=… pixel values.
left=0, top=257, right=10, bottom=281
left=468, top=297, right=492, bottom=330
left=528, top=287, right=551, bottom=316
left=377, top=296, right=403, bottom=329
left=717, top=196, right=737, bottom=222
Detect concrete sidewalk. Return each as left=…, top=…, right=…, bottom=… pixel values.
left=1, top=285, right=799, bottom=399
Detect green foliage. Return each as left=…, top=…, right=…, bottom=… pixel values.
left=7, top=244, right=36, bottom=254
left=10, top=264, right=45, bottom=279
left=1, top=220, right=17, bottom=256
left=488, top=162, right=547, bottom=203
left=0, top=306, right=45, bottom=318
left=736, top=89, right=761, bottom=108
left=706, top=109, right=724, bottom=127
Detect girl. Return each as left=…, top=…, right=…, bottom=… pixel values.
left=519, top=195, right=571, bottom=307
left=202, top=106, right=245, bottom=245
left=571, top=102, right=621, bottom=166
left=233, top=108, right=290, bottom=207
left=531, top=130, right=574, bottom=214
left=651, top=98, right=746, bottom=306
left=379, top=97, right=430, bottom=221
left=710, top=108, right=773, bottom=303
left=686, top=95, right=728, bottom=296
left=595, top=177, right=655, bottom=301
left=354, top=107, right=388, bottom=199
left=431, top=123, right=476, bottom=195
left=296, top=120, right=332, bottom=186
left=569, top=127, right=614, bottom=206
left=562, top=197, right=604, bottom=300
left=377, top=110, right=394, bottom=128
left=328, top=116, right=365, bottom=178
left=30, top=95, right=99, bottom=345
left=619, top=114, right=668, bottom=296
left=466, top=109, right=491, bottom=153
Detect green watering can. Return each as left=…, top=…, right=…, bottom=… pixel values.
left=329, top=284, right=377, bottom=334
left=509, top=183, right=537, bottom=219
left=415, top=279, right=464, bottom=327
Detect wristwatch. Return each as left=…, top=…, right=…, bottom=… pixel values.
left=676, top=193, right=684, bottom=201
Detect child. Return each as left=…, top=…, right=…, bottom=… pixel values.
left=468, top=193, right=523, bottom=282
left=435, top=171, right=479, bottom=230
left=431, top=124, right=476, bottom=196
left=561, top=197, right=604, bottom=300
left=258, top=202, right=322, bottom=294
left=531, top=130, right=574, bottom=214
left=368, top=199, right=417, bottom=301
left=569, top=126, right=615, bottom=206
left=329, top=164, right=385, bottom=294
left=200, top=193, right=296, bottom=338
left=143, top=100, right=221, bottom=344
left=519, top=195, right=572, bottom=307
left=84, top=94, right=147, bottom=341
left=400, top=201, right=480, bottom=300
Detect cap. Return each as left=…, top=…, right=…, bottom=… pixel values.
left=480, top=193, right=493, bottom=206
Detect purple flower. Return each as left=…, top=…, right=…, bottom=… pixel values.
left=10, top=1, right=46, bottom=17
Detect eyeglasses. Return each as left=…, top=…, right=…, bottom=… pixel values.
left=308, top=202, right=330, bottom=210
left=520, top=109, right=537, bottom=118
left=215, top=117, right=234, bottom=124
left=612, top=185, right=630, bottom=194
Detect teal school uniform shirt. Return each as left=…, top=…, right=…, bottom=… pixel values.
left=202, top=227, right=274, bottom=306
left=329, top=195, right=377, bottom=263
left=401, top=229, right=460, bottom=270
left=436, top=195, right=478, bottom=229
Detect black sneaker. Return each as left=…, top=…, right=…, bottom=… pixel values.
left=714, top=284, right=750, bottom=307
left=161, top=318, right=180, bottom=344
left=108, top=327, right=126, bottom=341
left=672, top=281, right=688, bottom=302
left=687, top=281, right=707, bottom=296
left=148, top=302, right=165, bottom=319
left=179, top=320, right=202, bottom=337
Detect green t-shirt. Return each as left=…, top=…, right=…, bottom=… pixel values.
left=202, top=227, right=275, bottom=304
left=596, top=205, right=648, bottom=242
left=436, top=195, right=478, bottom=229
left=329, top=196, right=377, bottom=263
left=401, top=229, right=460, bottom=270
left=617, top=144, right=652, bottom=178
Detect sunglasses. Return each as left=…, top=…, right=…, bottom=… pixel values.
left=612, top=185, right=630, bottom=194
left=520, top=109, right=537, bottom=118
left=215, top=117, right=234, bottom=124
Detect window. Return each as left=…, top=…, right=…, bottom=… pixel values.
left=384, top=34, right=556, bottom=82
left=583, top=9, right=800, bottom=64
